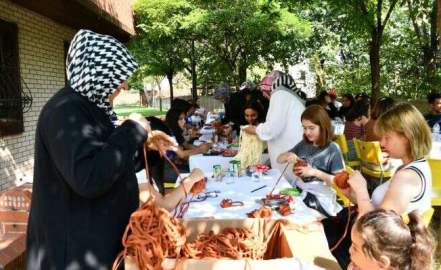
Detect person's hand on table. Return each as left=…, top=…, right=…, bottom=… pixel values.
left=222, top=126, right=233, bottom=136
left=128, top=113, right=151, bottom=133
left=186, top=168, right=205, bottom=185
left=198, top=142, right=211, bottom=153
left=145, top=131, right=178, bottom=152
left=294, top=164, right=316, bottom=178
left=242, top=125, right=257, bottom=135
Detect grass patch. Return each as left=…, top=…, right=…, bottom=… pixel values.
left=114, top=105, right=166, bottom=117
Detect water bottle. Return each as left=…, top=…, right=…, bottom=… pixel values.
left=433, top=122, right=440, bottom=141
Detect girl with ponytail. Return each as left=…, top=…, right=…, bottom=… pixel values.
left=348, top=209, right=434, bottom=270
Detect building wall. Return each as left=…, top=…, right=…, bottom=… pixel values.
left=0, top=0, right=76, bottom=191
left=90, top=0, right=135, bottom=35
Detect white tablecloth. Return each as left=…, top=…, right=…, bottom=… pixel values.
left=175, top=169, right=317, bottom=224
left=189, top=153, right=270, bottom=172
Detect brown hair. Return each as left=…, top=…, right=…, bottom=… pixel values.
left=301, top=105, right=333, bottom=148
left=370, top=97, right=395, bottom=120
left=375, top=103, right=432, bottom=160
left=355, top=209, right=434, bottom=270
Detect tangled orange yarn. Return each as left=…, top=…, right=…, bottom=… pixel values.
left=220, top=199, right=244, bottom=208
left=114, top=197, right=187, bottom=270
left=182, top=228, right=268, bottom=260
left=278, top=203, right=291, bottom=216
left=246, top=206, right=273, bottom=218
left=112, top=145, right=292, bottom=270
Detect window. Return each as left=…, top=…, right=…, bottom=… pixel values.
left=0, top=19, right=23, bottom=136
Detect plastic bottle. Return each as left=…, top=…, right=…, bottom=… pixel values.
left=433, top=122, right=440, bottom=141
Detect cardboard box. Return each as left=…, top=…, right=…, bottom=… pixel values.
left=125, top=218, right=341, bottom=270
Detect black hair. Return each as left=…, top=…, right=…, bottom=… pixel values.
left=427, top=91, right=441, bottom=104
left=143, top=116, right=170, bottom=195
left=171, top=98, right=190, bottom=112
left=342, top=93, right=356, bottom=107
left=244, top=98, right=265, bottom=125
left=345, top=99, right=370, bottom=121
left=305, top=98, right=324, bottom=107
left=241, top=88, right=251, bottom=97
left=165, top=108, right=186, bottom=145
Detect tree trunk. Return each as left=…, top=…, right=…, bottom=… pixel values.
left=437, top=0, right=441, bottom=48
left=426, top=0, right=438, bottom=85
left=238, top=63, right=247, bottom=86
left=369, top=31, right=381, bottom=105
left=167, top=74, right=174, bottom=101
left=191, top=40, right=198, bottom=99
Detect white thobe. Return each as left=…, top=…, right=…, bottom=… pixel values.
left=255, top=87, right=305, bottom=184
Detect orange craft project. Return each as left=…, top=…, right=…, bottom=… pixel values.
left=293, top=160, right=308, bottom=177
left=278, top=203, right=291, bottom=216
left=334, top=171, right=350, bottom=189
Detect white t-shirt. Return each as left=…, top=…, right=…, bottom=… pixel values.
left=372, top=158, right=432, bottom=214
left=255, top=87, right=305, bottom=182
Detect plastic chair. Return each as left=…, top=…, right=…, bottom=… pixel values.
left=401, top=207, right=434, bottom=228
left=164, top=183, right=175, bottom=189
left=353, top=138, right=393, bottom=185
left=334, top=134, right=361, bottom=168
left=429, top=158, right=441, bottom=207
left=428, top=158, right=441, bottom=254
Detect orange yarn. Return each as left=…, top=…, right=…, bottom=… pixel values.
left=112, top=143, right=293, bottom=270
left=293, top=160, right=308, bottom=177
left=247, top=206, right=273, bottom=218
left=334, top=171, right=350, bottom=189
left=278, top=203, right=291, bottom=216
left=220, top=199, right=244, bottom=208
left=182, top=228, right=267, bottom=260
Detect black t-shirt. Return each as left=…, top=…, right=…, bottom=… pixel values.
left=423, top=111, right=441, bottom=128
left=221, top=92, right=248, bottom=133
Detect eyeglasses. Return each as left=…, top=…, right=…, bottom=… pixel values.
left=197, top=190, right=220, bottom=199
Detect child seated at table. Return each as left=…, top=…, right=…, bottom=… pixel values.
left=164, top=108, right=211, bottom=182
left=277, top=105, right=345, bottom=219
left=348, top=209, right=434, bottom=270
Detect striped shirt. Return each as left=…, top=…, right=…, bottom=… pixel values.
left=344, top=121, right=364, bottom=141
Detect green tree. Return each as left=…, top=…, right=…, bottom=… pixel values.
left=131, top=0, right=192, bottom=100
left=406, top=0, right=438, bottom=87
left=185, top=0, right=311, bottom=89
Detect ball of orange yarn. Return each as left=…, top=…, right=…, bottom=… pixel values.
left=293, top=160, right=308, bottom=177
left=220, top=199, right=233, bottom=208
left=334, top=171, right=350, bottom=189
left=247, top=206, right=273, bottom=218
left=278, top=203, right=291, bottom=216
left=190, top=178, right=206, bottom=195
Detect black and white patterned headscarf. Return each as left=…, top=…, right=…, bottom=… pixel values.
left=66, top=29, right=139, bottom=124
left=271, top=72, right=306, bottom=101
